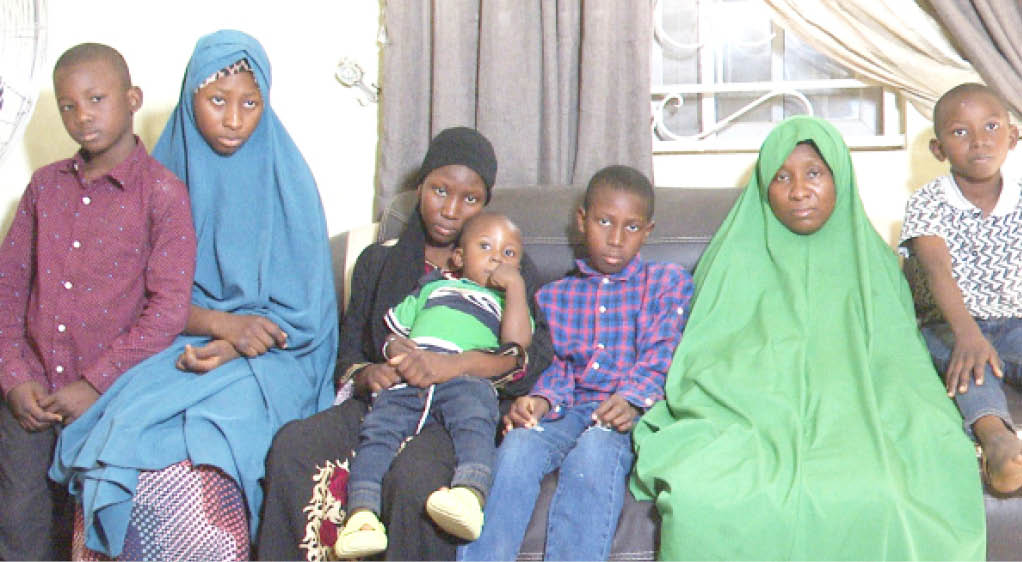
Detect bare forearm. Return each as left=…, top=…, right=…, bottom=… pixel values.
left=913, top=236, right=980, bottom=337
left=931, top=272, right=981, bottom=338
left=184, top=305, right=231, bottom=338
left=454, top=350, right=518, bottom=379
left=500, top=284, right=533, bottom=348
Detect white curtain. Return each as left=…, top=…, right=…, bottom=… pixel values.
left=763, top=0, right=982, bottom=117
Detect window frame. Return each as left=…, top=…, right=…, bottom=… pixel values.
left=651, top=0, right=906, bottom=153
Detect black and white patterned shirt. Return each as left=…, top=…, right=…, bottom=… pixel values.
left=898, top=174, right=1022, bottom=323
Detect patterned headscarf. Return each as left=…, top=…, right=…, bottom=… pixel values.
left=193, top=57, right=253, bottom=93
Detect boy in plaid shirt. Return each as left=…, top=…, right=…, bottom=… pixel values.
left=459, top=165, right=694, bottom=561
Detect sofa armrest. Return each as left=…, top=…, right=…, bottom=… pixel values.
left=330, top=221, right=380, bottom=317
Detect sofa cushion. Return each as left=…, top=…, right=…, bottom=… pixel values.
left=331, top=184, right=1022, bottom=560
left=378, top=186, right=742, bottom=286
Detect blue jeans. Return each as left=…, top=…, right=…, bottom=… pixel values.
left=347, top=376, right=499, bottom=515
left=458, top=401, right=635, bottom=561
left=922, top=318, right=1022, bottom=440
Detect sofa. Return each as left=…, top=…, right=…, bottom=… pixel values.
left=330, top=186, right=1022, bottom=561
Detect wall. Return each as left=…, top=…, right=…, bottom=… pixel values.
left=654, top=103, right=1022, bottom=246
left=0, top=0, right=382, bottom=237
left=3, top=2, right=1018, bottom=247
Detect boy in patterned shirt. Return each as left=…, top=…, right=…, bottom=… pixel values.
left=899, top=82, right=1022, bottom=493
left=460, top=165, right=695, bottom=561
left=337, top=212, right=532, bottom=559
left=0, top=44, right=195, bottom=559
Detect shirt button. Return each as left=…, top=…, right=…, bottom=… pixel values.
left=597, top=342, right=605, bottom=349
left=82, top=196, right=91, bottom=205
left=57, top=324, right=66, bottom=332
left=63, top=281, right=73, bottom=290
left=592, top=362, right=600, bottom=370
left=601, top=278, right=610, bottom=284
left=598, top=305, right=607, bottom=313
left=55, top=365, right=64, bottom=373
left=72, top=240, right=82, bottom=249
left=645, top=398, right=654, bottom=406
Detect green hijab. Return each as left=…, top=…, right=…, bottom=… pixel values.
left=630, top=116, right=985, bottom=560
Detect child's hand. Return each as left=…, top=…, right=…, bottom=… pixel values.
left=220, top=314, right=287, bottom=357
left=946, top=328, right=1003, bottom=396
left=487, top=263, right=525, bottom=292
left=594, top=393, right=640, bottom=432
left=355, top=363, right=402, bottom=396
left=176, top=340, right=241, bottom=373
left=503, top=396, right=551, bottom=433
left=6, top=381, right=62, bottom=431
left=39, top=380, right=99, bottom=426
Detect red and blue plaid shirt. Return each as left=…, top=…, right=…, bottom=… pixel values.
left=531, top=255, right=694, bottom=420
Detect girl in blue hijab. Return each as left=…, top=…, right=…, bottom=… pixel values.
left=50, top=30, right=338, bottom=559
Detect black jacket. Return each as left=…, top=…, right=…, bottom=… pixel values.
left=335, top=208, right=553, bottom=398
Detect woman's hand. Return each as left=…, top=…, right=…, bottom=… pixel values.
left=354, top=363, right=402, bottom=397
left=176, top=340, right=241, bottom=373
left=946, top=327, right=1003, bottom=396
left=220, top=314, right=288, bottom=357
left=388, top=349, right=463, bottom=388
left=382, top=334, right=417, bottom=360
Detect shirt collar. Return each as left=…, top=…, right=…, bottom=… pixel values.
left=576, top=253, right=642, bottom=282
left=940, top=173, right=1021, bottom=217
left=63, top=136, right=147, bottom=191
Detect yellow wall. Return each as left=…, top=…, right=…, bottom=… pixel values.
left=3, top=1, right=1018, bottom=246
left=0, top=0, right=382, bottom=237
left=655, top=104, right=1022, bottom=245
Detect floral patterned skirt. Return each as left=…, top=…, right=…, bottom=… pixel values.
left=72, top=460, right=249, bottom=561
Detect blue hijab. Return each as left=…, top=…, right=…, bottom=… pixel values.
left=50, top=30, right=338, bottom=556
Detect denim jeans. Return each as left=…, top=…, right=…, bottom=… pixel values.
left=921, top=318, right=1022, bottom=440
left=458, top=401, right=635, bottom=561
left=347, top=376, right=499, bottom=515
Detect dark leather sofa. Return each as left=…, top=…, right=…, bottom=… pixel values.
left=332, top=186, right=1022, bottom=561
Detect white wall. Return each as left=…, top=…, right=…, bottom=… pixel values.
left=654, top=103, right=1022, bottom=246
left=5, top=2, right=1019, bottom=248
left=0, top=0, right=382, bottom=237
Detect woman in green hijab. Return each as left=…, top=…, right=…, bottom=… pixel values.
left=630, top=116, right=985, bottom=560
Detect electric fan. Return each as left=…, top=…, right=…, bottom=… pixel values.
left=0, top=0, right=47, bottom=164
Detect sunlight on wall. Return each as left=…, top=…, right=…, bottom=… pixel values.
left=0, top=0, right=382, bottom=237
left=653, top=103, right=1022, bottom=246
left=3, top=2, right=1015, bottom=249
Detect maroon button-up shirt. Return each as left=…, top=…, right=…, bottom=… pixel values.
left=0, top=138, right=196, bottom=395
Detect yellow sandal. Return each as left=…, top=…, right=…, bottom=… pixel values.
left=334, top=510, right=388, bottom=559
left=426, top=487, right=484, bottom=541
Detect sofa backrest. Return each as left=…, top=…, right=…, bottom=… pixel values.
left=378, top=186, right=742, bottom=286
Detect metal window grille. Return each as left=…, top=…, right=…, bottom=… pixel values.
left=652, top=0, right=905, bottom=153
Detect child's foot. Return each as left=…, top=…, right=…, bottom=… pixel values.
left=982, top=430, right=1022, bottom=494
left=426, top=486, right=484, bottom=540
left=334, top=510, right=387, bottom=559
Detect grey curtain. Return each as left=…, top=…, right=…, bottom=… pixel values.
left=928, top=0, right=1022, bottom=118
left=375, top=0, right=653, bottom=216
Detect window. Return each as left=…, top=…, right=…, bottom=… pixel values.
left=652, top=0, right=905, bottom=152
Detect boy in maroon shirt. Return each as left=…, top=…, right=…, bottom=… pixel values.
left=0, top=43, right=196, bottom=559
